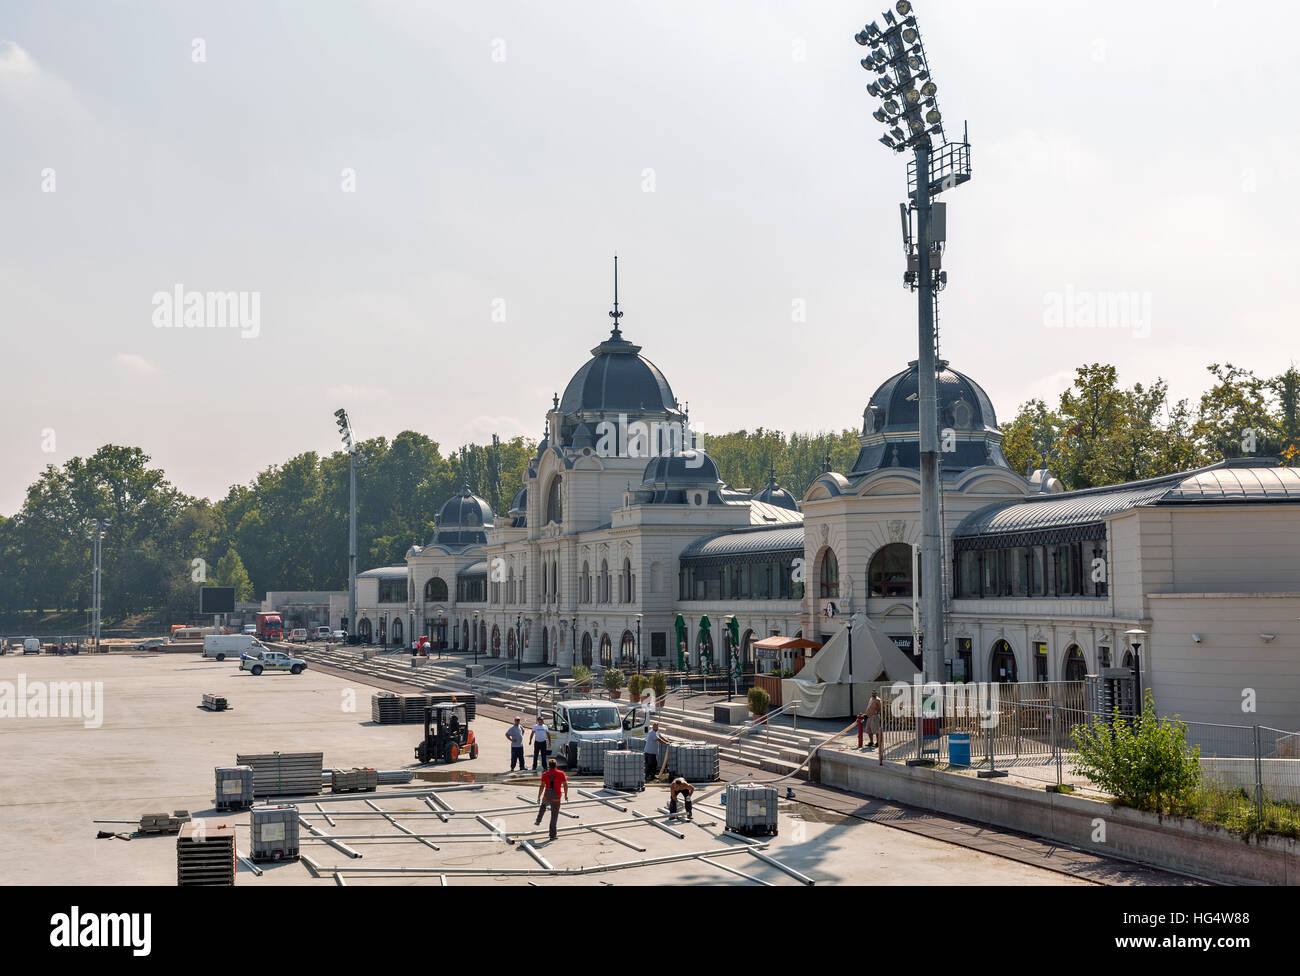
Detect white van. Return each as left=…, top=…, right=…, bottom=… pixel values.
left=542, top=699, right=654, bottom=770
left=204, top=634, right=266, bottom=662
left=22, top=637, right=41, bottom=655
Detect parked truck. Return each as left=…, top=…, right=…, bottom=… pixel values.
left=255, top=612, right=283, bottom=642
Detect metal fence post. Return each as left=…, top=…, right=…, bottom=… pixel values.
left=1253, top=724, right=1264, bottom=824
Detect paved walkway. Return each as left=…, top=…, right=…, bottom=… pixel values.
left=309, top=657, right=1204, bottom=887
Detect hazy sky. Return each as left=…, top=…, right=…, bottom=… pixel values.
left=3, top=0, right=1298, bottom=515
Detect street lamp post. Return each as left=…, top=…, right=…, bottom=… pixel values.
left=571, top=616, right=578, bottom=669
left=473, top=610, right=480, bottom=666
left=89, top=518, right=109, bottom=651
left=1125, top=628, right=1147, bottom=712
left=856, top=2, right=971, bottom=682
left=516, top=613, right=522, bottom=666
left=334, top=409, right=358, bottom=644
left=635, top=614, right=643, bottom=677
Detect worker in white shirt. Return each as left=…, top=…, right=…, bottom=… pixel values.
left=529, top=716, right=550, bottom=771
left=643, top=722, right=671, bottom=779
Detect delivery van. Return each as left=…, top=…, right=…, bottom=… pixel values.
left=204, top=634, right=267, bottom=661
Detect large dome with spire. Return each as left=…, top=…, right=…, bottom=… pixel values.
left=558, top=328, right=679, bottom=417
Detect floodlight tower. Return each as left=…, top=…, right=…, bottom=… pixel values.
left=856, top=1, right=971, bottom=682
left=335, top=408, right=358, bottom=642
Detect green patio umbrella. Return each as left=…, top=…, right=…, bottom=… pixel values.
left=727, top=617, right=741, bottom=676
left=674, top=615, right=687, bottom=670
left=698, top=615, right=712, bottom=671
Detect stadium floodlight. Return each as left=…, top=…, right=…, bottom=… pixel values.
left=334, top=408, right=359, bottom=642
left=852, top=0, right=972, bottom=684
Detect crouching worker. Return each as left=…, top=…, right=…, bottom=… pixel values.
left=668, top=776, right=694, bottom=821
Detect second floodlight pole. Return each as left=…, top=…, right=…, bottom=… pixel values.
left=348, top=444, right=357, bottom=643
left=914, top=147, right=944, bottom=684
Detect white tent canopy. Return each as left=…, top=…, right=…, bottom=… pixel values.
left=780, top=615, right=919, bottom=718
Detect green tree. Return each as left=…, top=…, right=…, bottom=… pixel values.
left=213, top=547, right=254, bottom=601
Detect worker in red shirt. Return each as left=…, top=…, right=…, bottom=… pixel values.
left=535, top=758, right=569, bottom=841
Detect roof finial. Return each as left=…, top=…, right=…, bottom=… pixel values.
left=768, top=459, right=777, bottom=488
left=552, top=391, right=559, bottom=411
left=608, top=253, right=623, bottom=339
left=822, top=452, right=832, bottom=474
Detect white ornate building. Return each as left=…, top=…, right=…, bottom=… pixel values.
left=337, top=309, right=1300, bottom=729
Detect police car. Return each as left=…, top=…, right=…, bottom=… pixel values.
left=239, top=648, right=307, bottom=675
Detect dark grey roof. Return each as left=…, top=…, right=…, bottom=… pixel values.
left=954, top=459, right=1300, bottom=549
left=680, top=525, right=805, bottom=565
left=457, top=560, right=488, bottom=578
left=559, top=329, right=678, bottom=416
left=641, top=450, right=721, bottom=487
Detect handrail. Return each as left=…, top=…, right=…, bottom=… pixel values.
left=468, top=661, right=511, bottom=691
left=724, top=700, right=801, bottom=744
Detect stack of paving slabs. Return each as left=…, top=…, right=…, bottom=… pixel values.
left=370, top=692, right=405, bottom=724
left=176, top=821, right=236, bottom=886
left=138, top=810, right=191, bottom=834
left=250, top=805, right=300, bottom=863
left=201, top=693, right=229, bottom=711
left=330, top=767, right=378, bottom=793
left=602, top=750, right=645, bottom=792
left=577, top=738, right=621, bottom=774
left=214, top=765, right=255, bottom=810
left=666, top=742, right=720, bottom=782
left=236, top=752, right=323, bottom=797
left=724, top=783, right=779, bottom=836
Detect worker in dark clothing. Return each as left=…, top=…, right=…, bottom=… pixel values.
left=668, top=776, right=694, bottom=821
left=535, top=758, right=569, bottom=841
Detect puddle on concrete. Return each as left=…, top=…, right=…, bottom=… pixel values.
left=778, top=800, right=851, bottom=825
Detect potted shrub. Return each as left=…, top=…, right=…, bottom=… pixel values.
left=604, top=667, right=626, bottom=700
left=747, top=685, right=771, bottom=719
left=627, top=674, right=650, bottom=702
left=651, top=670, right=668, bottom=703
left=571, top=664, right=591, bottom=693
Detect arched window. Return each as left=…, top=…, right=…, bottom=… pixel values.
left=581, top=561, right=590, bottom=603
left=868, top=543, right=917, bottom=598
left=423, top=577, right=447, bottom=602
left=541, top=562, right=548, bottom=597
left=623, top=558, right=634, bottom=603
left=551, top=560, right=558, bottom=601
left=542, top=627, right=549, bottom=665
left=545, top=476, right=563, bottom=525
left=621, top=630, right=637, bottom=667
left=581, top=632, right=593, bottom=666
left=819, top=549, right=839, bottom=599
left=990, top=639, right=1017, bottom=683
left=600, top=560, right=610, bottom=603
left=491, top=626, right=501, bottom=657
left=480, top=621, right=487, bottom=650
left=507, top=628, right=517, bottom=659
left=599, top=633, right=613, bottom=667
left=507, top=568, right=515, bottom=604
left=1063, top=644, right=1087, bottom=681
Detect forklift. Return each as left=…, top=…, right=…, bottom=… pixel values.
left=414, top=702, right=478, bottom=765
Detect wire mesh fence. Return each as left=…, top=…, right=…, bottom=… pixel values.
left=873, top=680, right=1300, bottom=828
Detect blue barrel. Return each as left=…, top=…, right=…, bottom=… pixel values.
left=948, top=733, right=971, bottom=768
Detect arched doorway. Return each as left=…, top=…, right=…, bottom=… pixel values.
left=424, top=577, right=447, bottom=602
left=1063, top=644, right=1087, bottom=681
left=461, top=619, right=470, bottom=651
left=507, top=629, right=516, bottom=659
left=392, top=618, right=403, bottom=646
left=378, top=617, right=388, bottom=644
left=480, top=621, right=487, bottom=652
left=990, top=639, right=1017, bottom=682
left=1121, top=649, right=1134, bottom=668
left=620, top=631, right=636, bottom=669
left=740, top=629, right=755, bottom=673
left=599, top=633, right=613, bottom=667
left=358, top=618, right=372, bottom=643
left=551, top=628, right=559, bottom=665
left=581, top=632, right=593, bottom=666
left=542, top=627, right=549, bottom=666
left=491, top=625, right=501, bottom=657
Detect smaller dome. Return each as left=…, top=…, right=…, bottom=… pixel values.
left=753, top=467, right=799, bottom=511
left=429, top=488, right=494, bottom=549
left=641, top=450, right=722, bottom=488
left=508, top=487, right=527, bottom=516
